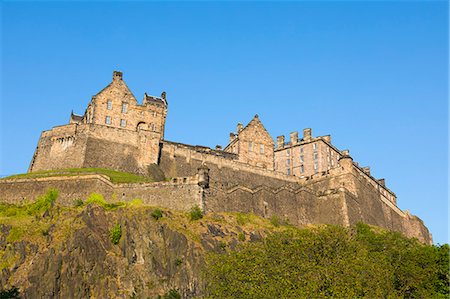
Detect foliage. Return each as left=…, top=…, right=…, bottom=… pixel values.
left=109, top=223, right=122, bottom=245
left=151, top=208, right=163, bottom=220
left=157, top=289, right=181, bottom=299
left=85, top=193, right=124, bottom=210
left=2, top=168, right=154, bottom=184
left=189, top=205, right=203, bottom=221
left=204, top=223, right=450, bottom=299
left=0, top=287, right=20, bottom=299
left=73, top=199, right=84, bottom=207
left=0, top=189, right=58, bottom=218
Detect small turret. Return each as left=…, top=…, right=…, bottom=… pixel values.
left=197, top=165, right=210, bottom=188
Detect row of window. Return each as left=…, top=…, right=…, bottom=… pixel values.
left=107, top=100, right=129, bottom=113
left=286, top=143, right=318, bottom=156
left=286, top=161, right=319, bottom=175
left=105, top=116, right=127, bottom=127
left=248, top=141, right=264, bottom=154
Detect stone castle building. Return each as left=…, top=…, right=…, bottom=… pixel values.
left=1, top=71, right=431, bottom=244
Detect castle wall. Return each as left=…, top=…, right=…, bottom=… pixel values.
left=29, top=124, right=161, bottom=175
left=0, top=175, right=203, bottom=212
left=158, top=141, right=431, bottom=244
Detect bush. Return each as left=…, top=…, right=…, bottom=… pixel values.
left=270, top=215, right=280, bottom=227
left=204, top=223, right=450, bottom=299
left=151, top=208, right=163, bottom=220
left=26, top=189, right=58, bottom=216
left=159, top=289, right=181, bottom=299
left=189, top=205, right=203, bottom=221
left=109, top=223, right=122, bottom=245
left=73, top=199, right=84, bottom=207
left=238, top=232, right=245, bottom=241
left=85, top=193, right=107, bottom=206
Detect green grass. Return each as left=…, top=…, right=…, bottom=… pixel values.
left=2, top=168, right=154, bottom=184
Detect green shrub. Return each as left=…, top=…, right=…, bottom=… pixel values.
left=238, top=232, right=245, bottom=241
left=0, top=287, right=19, bottom=299
left=204, top=223, right=450, bottom=299
left=189, top=205, right=203, bottom=221
left=270, top=215, right=280, bottom=227
left=73, top=199, right=84, bottom=207
left=175, top=258, right=183, bottom=266
left=236, top=213, right=250, bottom=226
left=109, top=223, right=122, bottom=245
left=160, top=289, right=181, bottom=299
left=26, top=189, right=58, bottom=216
left=86, top=193, right=107, bottom=206
left=151, top=208, right=163, bottom=220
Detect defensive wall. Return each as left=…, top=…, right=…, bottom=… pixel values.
left=0, top=174, right=203, bottom=212
left=1, top=139, right=431, bottom=244
left=158, top=141, right=432, bottom=244
left=29, top=123, right=160, bottom=175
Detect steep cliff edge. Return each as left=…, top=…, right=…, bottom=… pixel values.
left=0, top=198, right=273, bottom=298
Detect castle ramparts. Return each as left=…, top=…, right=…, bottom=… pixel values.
left=0, top=71, right=432, bottom=244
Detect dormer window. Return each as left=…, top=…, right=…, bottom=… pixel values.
left=107, top=100, right=112, bottom=110
left=121, top=102, right=128, bottom=113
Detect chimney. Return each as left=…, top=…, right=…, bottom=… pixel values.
left=276, top=135, right=285, bottom=149
left=378, top=178, right=386, bottom=186
left=113, top=71, right=123, bottom=81
left=341, top=149, right=350, bottom=156
left=229, top=133, right=236, bottom=143
left=290, top=131, right=298, bottom=145
left=362, top=166, right=371, bottom=176
left=237, top=123, right=243, bottom=133
left=322, top=135, right=331, bottom=143
left=303, top=128, right=312, bottom=141
left=215, top=145, right=222, bottom=150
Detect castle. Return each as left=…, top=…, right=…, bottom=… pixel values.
left=0, top=71, right=431, bottom=243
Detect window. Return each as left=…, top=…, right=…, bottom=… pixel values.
left=287, top=168, right=291, bottom=175
left=107, top=100, right=112, bottom=110
left=313, top=152, right=318, bottom=160
left=120, top=119, right=126, bottom=127
left=121, top=102, right=128, bottom=113
left=299, top=146, right=303, bottom=153
left=331, top=159, right=335, bottom=166
left=314, top=162, right=318, bottom=171
left=286, top=159, right=290, bottom=166
left=260, top=144, right=264, bottom=154
left=300, top=165, right=304, bottom=173
left=249, top=141, right=253, bottom=152
left=105, top=116, right=111, bottom=125
left=313, top=143, right=318, bottom=150
left=300, top=155, right=304, bottom=162
left=286, top=149, right=290, bottom=156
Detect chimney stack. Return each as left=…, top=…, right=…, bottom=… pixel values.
left=237, top=123, right=243, bottom=133
left=290, top=131, right=298, bottom=145
left=277, top=135, right=285, bottom=149
left=113, top=71, right=123, bottom=81
left=303, top=128, right=312, bottom=141
left=229, top=133, right=236, bottom=143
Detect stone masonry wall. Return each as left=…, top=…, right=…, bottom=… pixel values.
left=0, top=175, right=203, bottom=212
left=158, top=141, right=432, bottom=244
left=29, top=123, right=161, bottom=175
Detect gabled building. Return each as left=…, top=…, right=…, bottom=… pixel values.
left=224, top=115, right=274, bottom=170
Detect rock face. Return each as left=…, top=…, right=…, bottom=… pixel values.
left=1, top=205, right=253, bottom=298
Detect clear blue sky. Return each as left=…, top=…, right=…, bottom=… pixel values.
left=1, top=1, right=448, bottom=244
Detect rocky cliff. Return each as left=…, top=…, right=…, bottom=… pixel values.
left=0, top=200, right=271, bottom=298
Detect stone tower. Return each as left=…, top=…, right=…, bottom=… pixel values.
left=29, top=71, right=168, bottom=175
